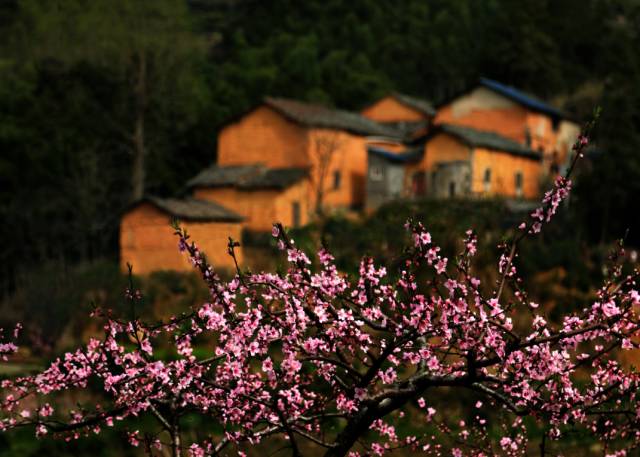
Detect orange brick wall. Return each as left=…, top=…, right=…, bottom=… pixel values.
left=522, top=114, right=580, bottom=173
left=405, top=133, right=541, bottom=199
left=217, top=106, right=309, bottom=168
left=307, top=129, right=368, bottom=210
left=524, top=112, right=555, bottom=153
left=274, top=179, right=312, bottom=228
left=120, top=203, right=242, bottom=274
left=194, top=188, right=278, bottom=232
left=217, top=106, right=370, bottom=215
left=418, top=134, right=472, bottom=172
left=404, top=134, right=471, bottom=196
left=361, top=96, right=427, bottom=122
left=436, top=105, right=529, bottom=144
left=471, top=148, right=541, bottom=199
left=194, top=179, right=311, bottom=232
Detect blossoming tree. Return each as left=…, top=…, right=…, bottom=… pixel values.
left=2, top=115, right=640, bottom=456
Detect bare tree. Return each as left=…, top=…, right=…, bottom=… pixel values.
left=14, top=0, right=208, bottom=202
left=311, top=132, right=343, bottom=216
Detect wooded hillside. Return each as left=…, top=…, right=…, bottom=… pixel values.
left=1, top=0, right=639, bottom=294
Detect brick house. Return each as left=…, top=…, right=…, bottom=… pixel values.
left=435, top=78, right=580, bottom=174
left=187, top=165, right=309, bottom=232
left=364, top=79, right=580, bottom=208
left=120, top=197, right=243, bottom=274
left=366, top=146, right=422, bottom=210
left=409, top=124, right=542, bottom=199
left=120, top=98, right=401, bottom=274
left=210, top=97, right=401, bottom=215
left=366, top=124, right=541, bottom=209
left=120, top=80, right=581, bottom=272
left=361, top=92, right=436, bottom=140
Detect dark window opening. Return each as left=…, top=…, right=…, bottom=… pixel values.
left=333, top=170, right=341, bottom=190
left=515, top=172, right=523, bottom=197
left=449, top=182, right=456, bottom=197
left=483, top=168, right=491, bottom=193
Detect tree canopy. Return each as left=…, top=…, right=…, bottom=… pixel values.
left=3, top=133, right=640, bottom=456
left=0, top=0, right=639, bottom=294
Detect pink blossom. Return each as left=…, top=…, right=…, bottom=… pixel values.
left=3, top=150, right=640, bottom=457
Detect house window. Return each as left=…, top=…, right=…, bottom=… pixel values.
left=292, top=201, right=301, bottom=228
left=515, top=172, right=523, bottom=197
left=370, top=166, right=384, bottom=182
left=483, top=168, right=491, bottom=193
left=333, top=170, right=341, bottom=190
left=449, top=182, right=456, bottom=198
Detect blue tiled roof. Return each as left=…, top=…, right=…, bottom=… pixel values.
left=479, top=78, right=565, bottom=118
left=367, top=146, right=423, bottom=163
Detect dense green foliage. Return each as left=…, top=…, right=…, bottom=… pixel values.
left=0, top=0, right=639, bottom=296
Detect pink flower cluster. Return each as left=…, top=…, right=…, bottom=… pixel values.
left=528, top=176, right=572, bottom=234
left=2, top=126, right=638, bottom=457
left=0, top=324, right=20, bottom=362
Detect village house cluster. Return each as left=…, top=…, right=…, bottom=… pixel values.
left=120, top=79, right=581, bottom=273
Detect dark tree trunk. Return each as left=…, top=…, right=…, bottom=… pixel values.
left=323, top=405, right=379, bottom=457
left=324, top=389, right=422, bottom=457
left=171, top=415, right=181, bottom=457
left=131, top=51, right=147, bottom=202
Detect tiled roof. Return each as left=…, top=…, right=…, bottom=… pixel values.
left=367, top=146, right=423, bottom=164
left=478, top=78, right=566, bottom=118
left=378, top=120, right=430, bottom=141
left=186, top=165, right=262, bottom=188
left=392, top=92, right=436, bottom=117
left=237, top=167, right=308, bottom=189
left=437, top=124, right=541, bottom=160
left=187, top=164, right=308, bottom=190
left=264, top=97, right=401, bottom=137
left=141, top=196, right=244, bottom=222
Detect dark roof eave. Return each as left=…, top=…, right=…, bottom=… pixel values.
left=187, top=165, right=309, bottom=191
left=187, top=182, right=236, bottom=189
left=455, top=137, right=542, bottom=160
left=432, top=125, right=542, bottom=161
left=478, top=146, right=542, bottom=161
left=168, top=214, right=244, bottom=223
left=264, top=97, right=402, bottom=137
left=392, top=92, right=437, bottom=117
left=130, top=196, right=245, bottom=223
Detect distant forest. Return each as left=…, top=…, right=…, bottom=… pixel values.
left=1, top=0, right=639, bottom=294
